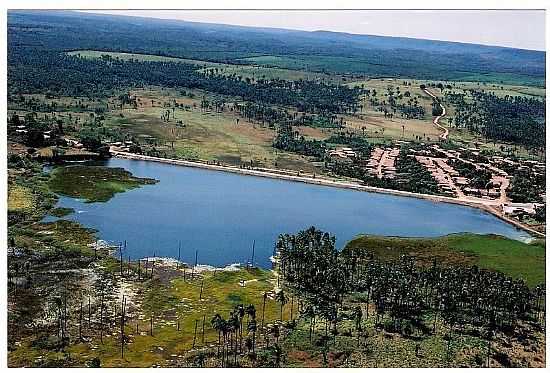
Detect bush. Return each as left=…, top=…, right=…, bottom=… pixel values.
left=86, top=357, right=101, bottom=368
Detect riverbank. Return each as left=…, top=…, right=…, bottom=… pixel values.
left=110, top=149, right=544, bottom=239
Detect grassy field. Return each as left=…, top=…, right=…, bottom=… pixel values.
left=105, top=88, right=325, bottom=173
left=343, top=78, right=443, bottom=141
left=8, top=184, right=35, bottom=212
left=282, top=313, right=489, bottom=368
left=239, top=54, right=405, bottom=77
left=345, top=233, right=545, bottom=287
left=238, top=55, right=545, bottom=87
left=68, top=50, right=340, bottom=82
left=48, top=165, right=158, bottom=203
left=414, top=79, right=545, bottom=99
left=8, top=262, right=291, bottom=368
left=7, top=166, right=58, bottom=224
left=342, top=113, right=441, bottom=142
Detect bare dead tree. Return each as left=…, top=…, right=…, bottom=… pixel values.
left=177, top=241, right=181, bottom=270
left=99, top=293, right=104, bottom=344
left=88, top=297, right=91, bottom=329
left=201, top=314, right=206, bottom=345
left=119, top=244, right=123, bottom=277
left=63, top=293, right=68, bottom=344
left=192, top=319, right=198, bottom=348
left=79, top=300, right=83, bottom=340
left=250, top=239, right=255, bottom=268
left=120, top=295, right=126, bottom=359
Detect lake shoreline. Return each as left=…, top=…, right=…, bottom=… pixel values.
left=110, top=150, right=544, bottom=239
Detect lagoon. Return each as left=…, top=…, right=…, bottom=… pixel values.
left=45, top=158, right=530, bottom=268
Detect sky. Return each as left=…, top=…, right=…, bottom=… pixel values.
left=82, top=10, right=546, bottom=51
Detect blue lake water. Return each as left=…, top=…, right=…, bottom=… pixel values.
left=44, top=158, right=531, bottom=268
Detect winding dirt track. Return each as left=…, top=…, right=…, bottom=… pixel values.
left=422, top=87, right=449, bottom=140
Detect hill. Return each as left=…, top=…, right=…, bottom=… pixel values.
left=7, top=10, right=545, bottom=86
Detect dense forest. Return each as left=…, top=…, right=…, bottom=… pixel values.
left=272, top=125, right=328, bottom=159
left=447, top=91, right=545, bottom=150
left=9, top=51, right=361, bottom=116
left=508, top=169, right=546, bottom=204
left=8, top=11, right=545, bottom=85
left=277, top=227, right=544, bottom=357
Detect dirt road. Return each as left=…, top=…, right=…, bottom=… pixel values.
left=422, top=87, right=449, bottom=140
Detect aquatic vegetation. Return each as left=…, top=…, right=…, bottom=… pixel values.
left=49, top=165, right=158, bottom=203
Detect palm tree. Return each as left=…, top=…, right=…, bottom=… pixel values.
left=245, top=304, right=256, bottom=321
left=247, top=319, right=257, bottom=353
left=261, top=292, right=268, bottom=328
left=275, top=290, right=287, bottom=322
left=211, top=314, right=224, bottom=357
left=354, top=305, right=363, bottom=332
left=236, top=304, right=245, bottom=352
left=270, top=323, right=280, bottom=344
left=220, top=320, right=229, bottom=367
left=273, top=343, right=282, bottom=367
left=194, top=351, right=206, bottom=367
left=228, top=311, right=240, bottom=365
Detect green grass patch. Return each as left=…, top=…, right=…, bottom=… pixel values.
left=68, top=50, right=220, bottom=65
left=50, top=207, right=75, bottom=217
left=8, top=184, right=35, bottom=212
left=345, top=233, right=545, bottom=287
left=48, top=165, right=158, bottom=203
left=68, top=50, right=334, bottom=82
left=54, top=268, right=289, bottom=367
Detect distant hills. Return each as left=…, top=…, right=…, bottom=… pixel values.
left=7, top=10, right=545, bottom=86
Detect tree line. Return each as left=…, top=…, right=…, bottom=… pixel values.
left=446, top=90, right=545, bottom=150
left=277, top=227, right=545, bottom=364
left=8, top=51, right=362, bottom=116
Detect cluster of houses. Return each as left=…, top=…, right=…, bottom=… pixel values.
left=65, top=138, right=85, bottom=149
left=323, top=140, right=544, bottom=225
left=108, top=140, right=135, bottom=152
left=416, top=144, right=507, bottom=200
left=326, top=147, right=357, bottom=163
left=365, top=147, right=399, bottom=179
left=412, top=154, right=460, bottom=196
left=410, top=144, right=545, bottom=222
left=13, top=124, right=53, bottom=140
left=490, top=156, right=546, bottom=177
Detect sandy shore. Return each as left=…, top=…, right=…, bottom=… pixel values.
left=110, top=150, right=544, bottom=239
